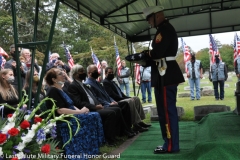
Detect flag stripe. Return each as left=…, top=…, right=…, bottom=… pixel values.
left=64, top=44, right=74, bottom=69
left=181, top=38, right=191, bottom=73
left=114, top=41, right=121, bottom=76
left=233, top=33, right=240, bottom=65
left=209, top=34, right=221, bottom=66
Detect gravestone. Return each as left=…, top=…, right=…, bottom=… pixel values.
left=194, top=105, right=231, bottom=121
left=202, top=89, right=214, bottom=96
left=226, top=76, right=232, bottom=82
left=143, top=104, right=154, bottom=115
left=178, top=92, right=190, bottom=98
left=200, top=81, right=209, bottom=84
left=224, top=84, right=230, bottom=88
left=184, top=86, right=190, bottom=91
left=151, top=106, right=184, bottom=121
left=202, top=86, right=213, bottom=90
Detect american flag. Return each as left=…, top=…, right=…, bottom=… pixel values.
left=0, top=55, right=6, bottom=69
left=181, top=38, right=191, bottom=73
left=132, top=43, right=141, bottom=84
left=234, top=33, right=240, bottom=66
left=0, top=47, right=8, bottom=69
left=114, top=39, right=121, bottom=76
left=209, top=34, right=221, bottom=65
left=91, top=49, right=101, bottom=74
left=63, top=44, right=74, bottom=69
left=0, top=47, right=9, bottom=58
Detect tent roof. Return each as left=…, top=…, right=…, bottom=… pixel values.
left=61, top=0, right=240, bottom=42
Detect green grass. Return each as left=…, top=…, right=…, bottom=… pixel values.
left=96, top=73, right=238, bottom=158
left=130, top=73, right=237, bottom=121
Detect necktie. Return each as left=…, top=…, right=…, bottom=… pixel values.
left=96, top=81, right=111, bottom=102
left=83, top=84, right=99, bottom=105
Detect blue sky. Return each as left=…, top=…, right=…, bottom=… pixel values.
left=179, top=31, right=240, bottom=52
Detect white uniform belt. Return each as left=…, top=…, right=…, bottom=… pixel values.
left=166, top=57, right=175, bottom=61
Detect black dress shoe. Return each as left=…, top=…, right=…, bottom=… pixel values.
left=133, top=124, right=148, bottom=132
left=124, top=131, right=135, bottom=138
left=138, top=121, right=152, bottom=128
left=154, top=146, right=167, bottom=154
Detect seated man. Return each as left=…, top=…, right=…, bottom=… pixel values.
left=84, top=64, right=135, bottom=137
left=67, top=64, right=121, bottom=146
left=103, top=67, right=151, bottom=132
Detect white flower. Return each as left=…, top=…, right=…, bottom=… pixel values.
left=0, top=147, right=3, bottom=156
left=24, top=115, right=30, bottom=120
left=45, top=122, right=56, bottom=130
left=44, top=129, right=50, bottom=133
left=21, top=135, right=33, bottom=143
left=31, top=122, right=40, bottom=131
left=37, top=139, right=43, bottom=145
left=1, top=122, right=15, bottom=133
left=16, top=152, right=25, bottom=159
left=16, top=142, right=26, bottom=151
left=7, top=113, right=17, bottom=122
left=25, top=130, right=35, bottom=139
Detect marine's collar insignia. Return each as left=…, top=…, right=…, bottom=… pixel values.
left=155, top=33, right=162, bottom=43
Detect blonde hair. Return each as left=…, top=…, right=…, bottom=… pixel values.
left=0, top=69, right=18, bottom=100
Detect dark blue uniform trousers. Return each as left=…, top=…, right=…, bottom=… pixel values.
left=154, top=84, right=179, bottom=152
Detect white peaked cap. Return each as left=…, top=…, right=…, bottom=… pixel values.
left=143, top=6, right=164, bottom=19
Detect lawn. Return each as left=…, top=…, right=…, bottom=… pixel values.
left=96, top=72, right=238, bottom=159
left=131, top=72, right=238, bottom=121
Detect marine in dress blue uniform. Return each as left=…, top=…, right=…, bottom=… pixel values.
left=125, top=6, right=185, bottom=153
left=142, top=6, right=185, bottom=154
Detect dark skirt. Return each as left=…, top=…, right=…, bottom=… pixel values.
left=58, top=112, right=105, bottom=160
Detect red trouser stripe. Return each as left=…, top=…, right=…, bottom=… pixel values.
left=163, top=86, right=172, bottom=152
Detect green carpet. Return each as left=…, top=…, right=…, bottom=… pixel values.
left=120, top=112, right=240, bottom=160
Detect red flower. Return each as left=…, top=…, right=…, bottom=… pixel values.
left=7, top=114, right=13, bottom=118
left=0, top=133, right=7, bottom=144
left=34, top=116, right=42, bottom=123
left=8, top=128, right=19, bottom=136
left=20, top=120, right=30, bottom=129
left=41, top=144, right=51, bottom=154
left=11, top=157, right=18, bottom=160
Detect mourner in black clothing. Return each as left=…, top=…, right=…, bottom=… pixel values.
left=103, top=66, right=151, bottom=132
left=67, top=64, right=131, bottom=146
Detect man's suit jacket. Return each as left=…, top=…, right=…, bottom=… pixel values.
left=103, top=78, right=130, bottom=102
left=67, top=79, right=98, bottom=111
left=84, top=78, right=114, bottom=108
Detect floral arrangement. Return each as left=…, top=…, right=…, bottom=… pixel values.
left=0, top=92, right=80, bottom=160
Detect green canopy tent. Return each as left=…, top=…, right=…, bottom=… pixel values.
left=10, top=0, right=240, bottom=107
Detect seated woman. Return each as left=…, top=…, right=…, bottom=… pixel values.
left=44, top=68, right=104, bottom=159
left=0, top=69, right=19, bottom=116
left=23, top=69, right=45, bottom=110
